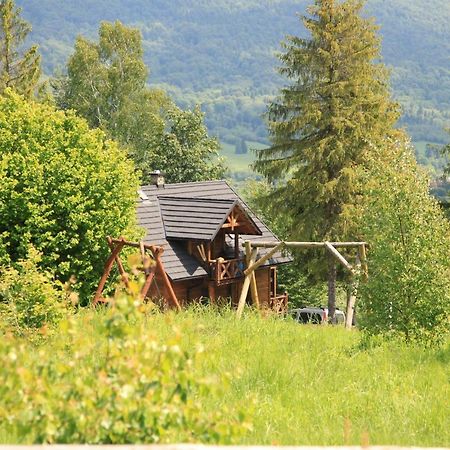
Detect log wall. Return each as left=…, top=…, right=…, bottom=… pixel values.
left=148, top=266, right=273, bottom=307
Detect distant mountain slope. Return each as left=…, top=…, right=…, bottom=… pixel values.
left=17, top=0, right=450, bottom=173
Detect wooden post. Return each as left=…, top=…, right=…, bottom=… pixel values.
left=110, top=238, right=156, bottom=250
left=236, top=275, right=251, bottom=318
left=243, top=242, right=284, bottom=276
left=236, top=241, right=254, bottom=318
left=345, top=255, right=361, bottom=329
left=139, top=241, right=150, bottom=275
left=246, top=241, right=260, bottom=309
left=327, top=255, right=337, bottom=321
left=208, top=282, right=216, bottom=303
left=324, top=241, right=354, bottom=273
left=140, top=264, right=157, bottom=300
left=359, top=243, right=368, bottom=281
left=249, top=241, right=366, bottom=249
left=155, top=250, right=181, bottom=311
left=197, top=244, right=207, bottom=262
left=140, top=246, right=159, bottom=300
left=107, top=236, right=129, bottom=288
left=234, top=232, right=240, bottom=259
left=93, top=238, right=125, bottom=305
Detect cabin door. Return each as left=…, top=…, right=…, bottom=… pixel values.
left=270, top=266, right=277, bottom=299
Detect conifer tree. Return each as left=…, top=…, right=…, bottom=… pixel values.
left=0, top=0, right=41, bottom=97
left=255, top=0, right=399, bottom=317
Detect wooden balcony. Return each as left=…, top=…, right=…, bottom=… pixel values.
left=270, top=292, right=289, bottom=315
left=210, top=258, right=245, bottom=285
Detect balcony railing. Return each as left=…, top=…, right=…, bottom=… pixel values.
left=270, top=293, right=289, bottom=315
left=210, top=258, right=245, bottom=285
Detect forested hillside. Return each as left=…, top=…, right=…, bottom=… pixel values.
left=16, top=0, right=450, bottom=174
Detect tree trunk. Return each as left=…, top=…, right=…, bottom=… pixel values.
left=327, top=256, right=337, bottom=322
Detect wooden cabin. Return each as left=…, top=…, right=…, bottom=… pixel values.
left=137, top=175, right=291, bottom=310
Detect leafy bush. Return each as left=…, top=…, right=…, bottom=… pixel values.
left=0, top=284, right=249, bottom=443
left=0, top=247, right=68, bottom=335
left=0, top=90, right=140, bottom=301
left=358, top=138, right=450, bottom=346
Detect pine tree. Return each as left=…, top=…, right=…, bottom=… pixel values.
left=0, top=0, right=41, bottom=97
left=255, top=0, right=399, bottom=317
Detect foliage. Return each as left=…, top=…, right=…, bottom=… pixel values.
left=55, top=20, right=149, bottom=130
left=0, top=0, right=41, bottom=97
left=154, top=105, right=225, bottom=183
left=357, top=136, right=450, bottom=346
left=256, top=0, right=399, bottom=240
left=254, top=0, right=400, bottom=314
left=0, top=90, right=139, bottom=301
left=14, top=0, right=450, bottom=164
left=0, top=289, right=249, bottom=443
left=55, top=20, right=226, bottom=184
left=1, top=307, right=448, bottom=445
left=0, top=247, right=68, bottom=335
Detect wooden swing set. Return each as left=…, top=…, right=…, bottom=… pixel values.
left=93, top=236, right=367, bottom=328
left=93, top=236, right=181, bottom=310
left=236, top=240, right=368, bottom=327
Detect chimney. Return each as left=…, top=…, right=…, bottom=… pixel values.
left=150, top=170, right=165, bottom=188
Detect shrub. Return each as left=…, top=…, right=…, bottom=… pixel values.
left=0, top=284, right=249, bottom=443
left=0, top=247, right=68, bottom=335
left=358, top=138, right=450, bottom=346
left=0, top=90, right=140, bottom=301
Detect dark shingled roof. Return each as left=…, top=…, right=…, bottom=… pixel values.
left=137, top=180, right=291, bottom=281
left=159, top=196, right=236, bottom=241
left=159, top=196, right=262, bottom=241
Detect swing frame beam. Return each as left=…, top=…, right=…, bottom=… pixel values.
left=92, top=236, right=181, bottom=310
left=236, top=240, right=368, bottom=327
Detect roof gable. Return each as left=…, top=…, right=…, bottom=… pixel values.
left=159, top=196, right=262, bottom=241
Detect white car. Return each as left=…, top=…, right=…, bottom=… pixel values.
left=290, top=307, right=346, bottom=324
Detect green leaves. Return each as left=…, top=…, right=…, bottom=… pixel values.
left=150, top=105, right=226, bottom=183
left=357, top=137, right=450, bottom=346
left=0, top=246, right=68, bottom=335
left=0, top=90, right=140, bottom=302
left=0, top=290, right=249, bottom=443
left=55, top=20, right=226, bottom=184
left=256, top=0, right=399, bottom=243
left=57, top=21, right=147, bottom=129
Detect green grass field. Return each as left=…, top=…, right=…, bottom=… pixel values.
left=148, top=310, right=450, bottom=446
left=1, top=308, right=448, bottom=446
left=220, top=141, right=263, bottom=173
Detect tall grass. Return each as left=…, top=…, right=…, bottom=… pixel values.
left=1, top=307, right=448, bottom=446
left=146, top=308, right=449, bottom=446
